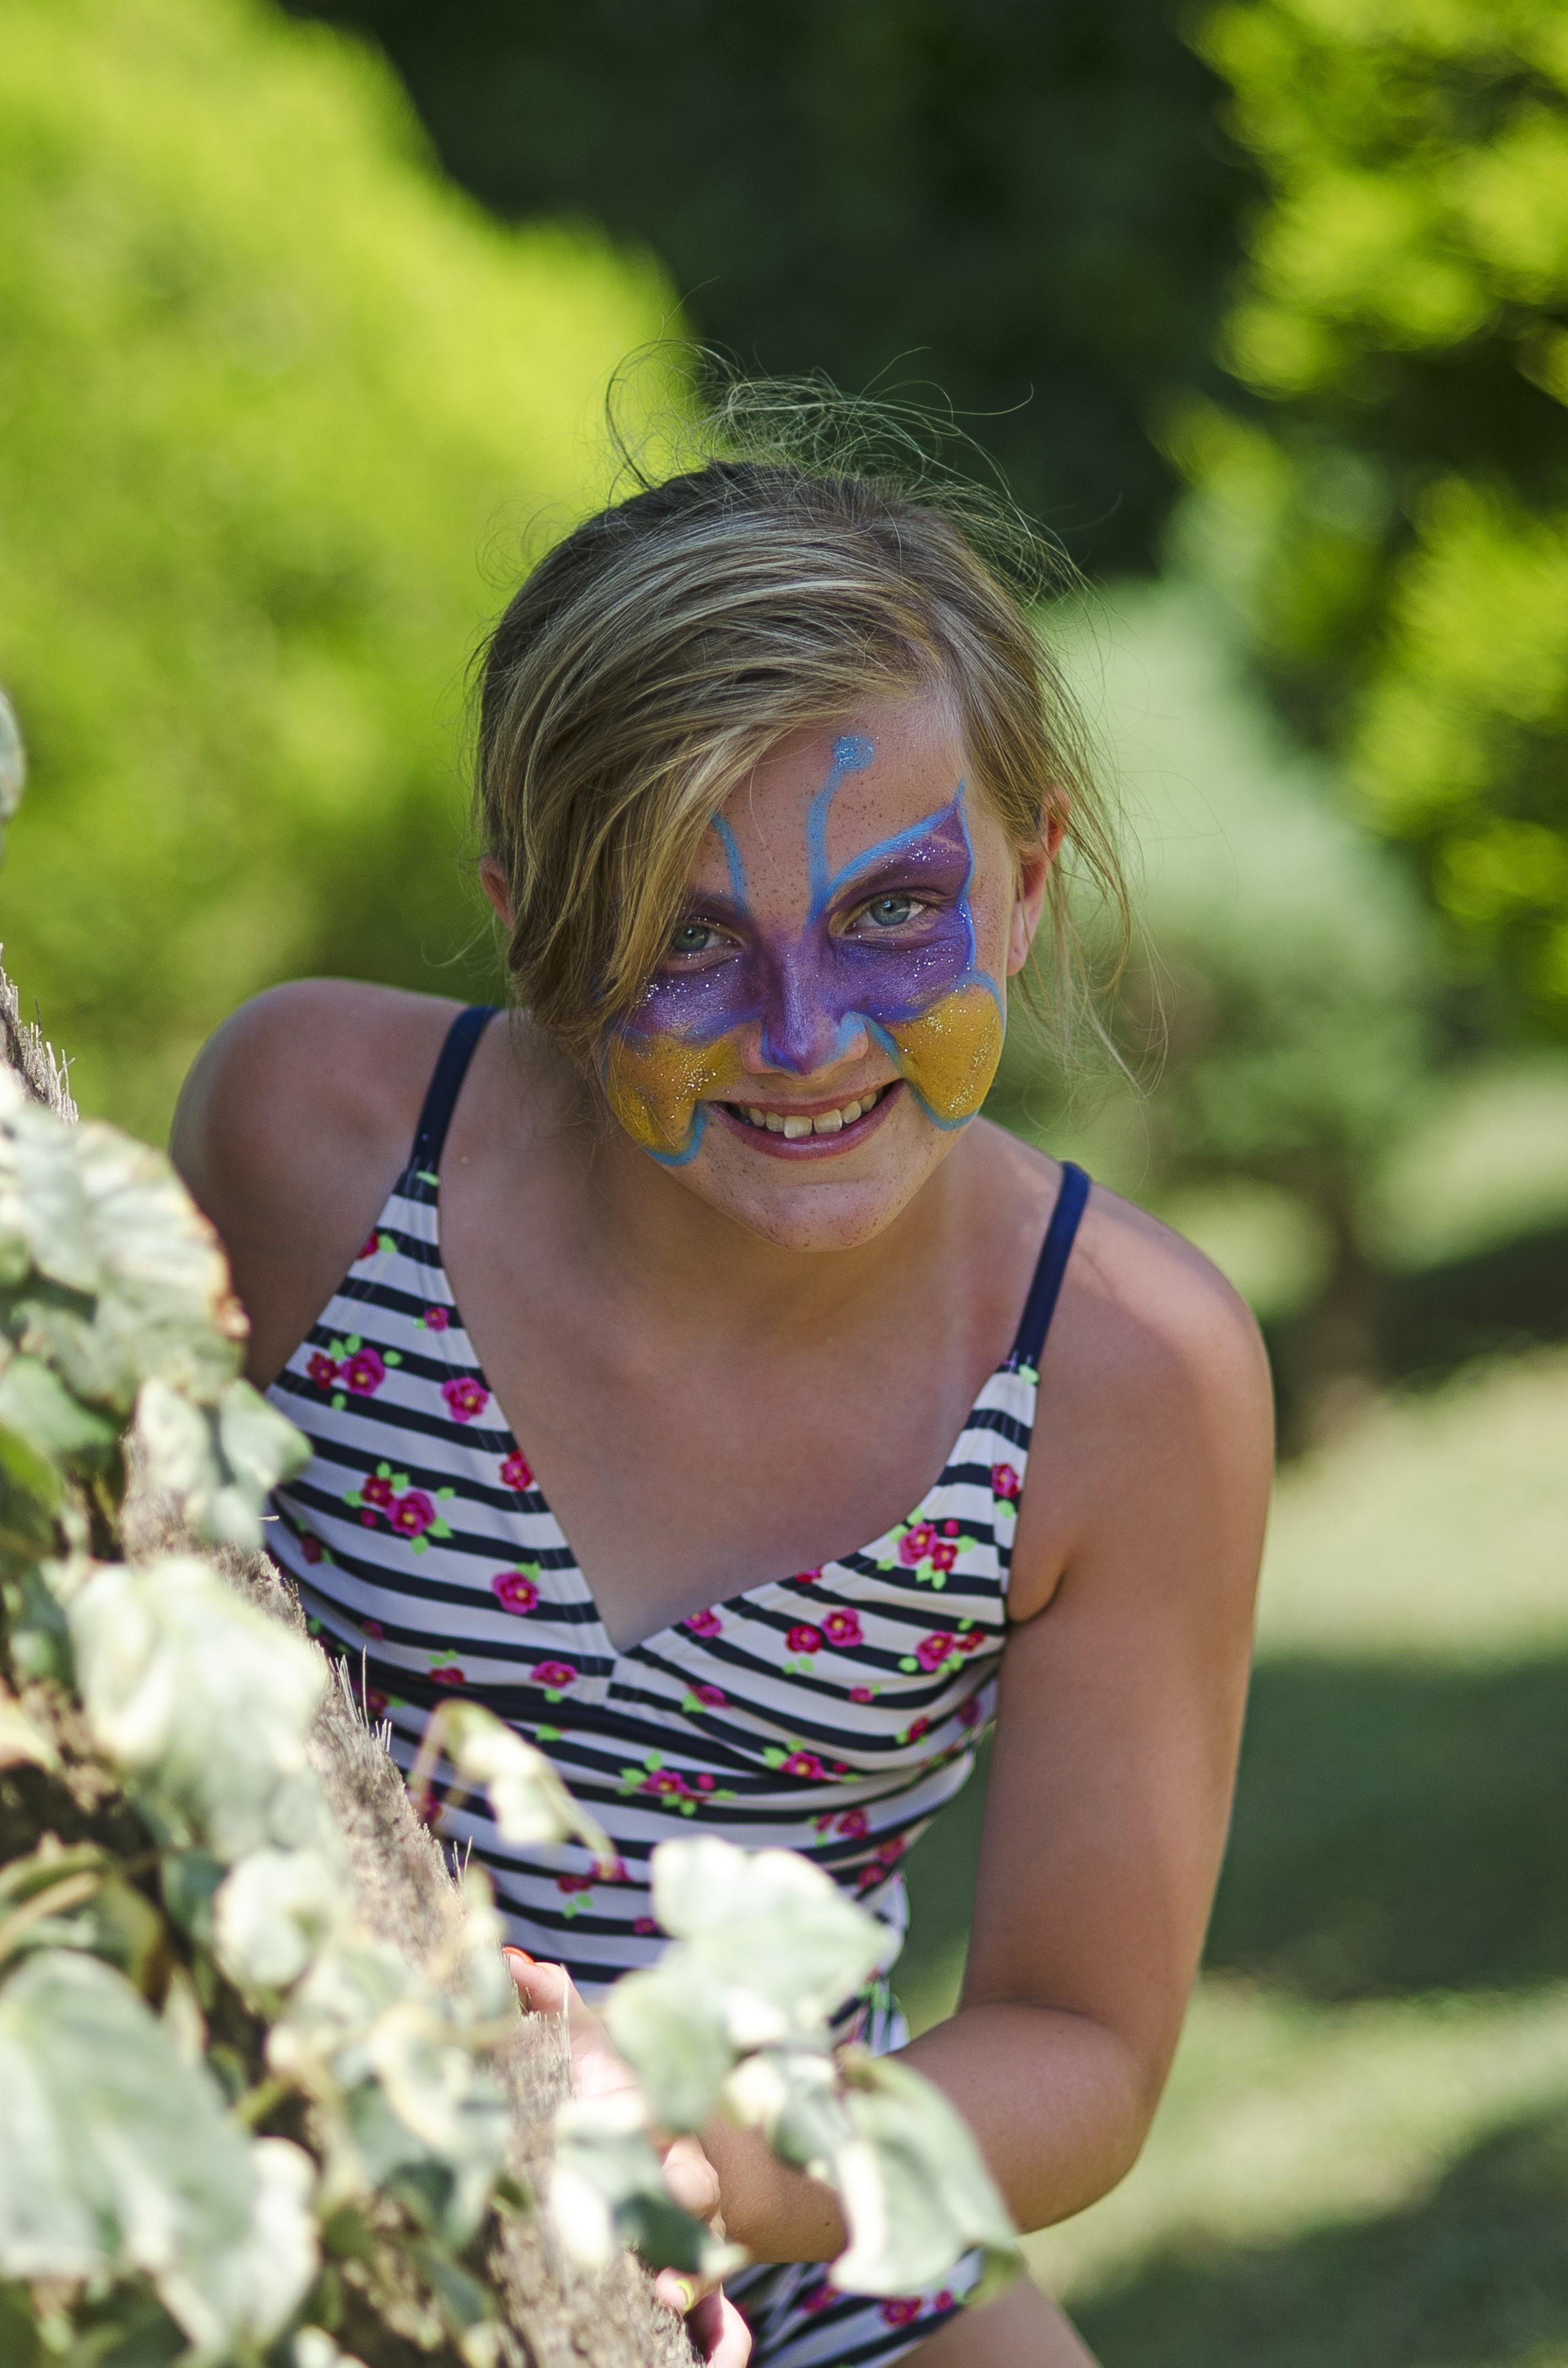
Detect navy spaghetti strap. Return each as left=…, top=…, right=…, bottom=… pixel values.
left=1009, top=1160, right=1090, bottom=1371
left=409, top=1004, right=498, bottom=1177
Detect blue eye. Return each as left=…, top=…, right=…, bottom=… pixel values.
left=863, top=894, right=919, bottom=928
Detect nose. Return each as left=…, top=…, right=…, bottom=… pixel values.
left=751, top=947, right=868, bottom=1076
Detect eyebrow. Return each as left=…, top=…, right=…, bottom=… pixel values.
left=820, top=794, right=973, bottom=907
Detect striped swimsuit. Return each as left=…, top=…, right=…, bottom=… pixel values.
left=265, top=1004, right=1088, bottom=2366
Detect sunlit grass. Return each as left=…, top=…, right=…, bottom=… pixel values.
left=1028, top=1980, right=1568, bottom=2304
left=1257, top=1347, right=1568, bottom=1664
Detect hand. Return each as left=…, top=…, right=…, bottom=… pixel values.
left=505, top=1951, right=750, bottom=2366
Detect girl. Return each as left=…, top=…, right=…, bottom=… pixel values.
left=175, top=442, right=1271, bottom=2366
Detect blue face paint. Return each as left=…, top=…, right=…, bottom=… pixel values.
left=605, top=734, right=1006, bottom=1161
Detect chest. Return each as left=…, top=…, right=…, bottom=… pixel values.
left=439, top=1207, right=1006, bottom=1651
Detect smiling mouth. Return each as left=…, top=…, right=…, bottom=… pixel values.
left=714, top=1080, right=901, bottom=1151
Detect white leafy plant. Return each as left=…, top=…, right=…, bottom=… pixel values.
left=0, top=1012, right=1018, bottom=2363
left=556, top=1834, right=1020, bottom=2306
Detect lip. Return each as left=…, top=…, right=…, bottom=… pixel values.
left=710, top=1081, right=904, bottom=1158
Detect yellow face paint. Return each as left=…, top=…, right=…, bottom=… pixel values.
left=603, top=1028, right=751, bottom=1162
left=880, top=979, right=1006, bottom=1127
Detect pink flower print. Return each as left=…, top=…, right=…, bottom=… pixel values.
left=491, top=1570, right=540, bottom=1615
left=821, top=1609, right=863, bottom=1649
left=929, top=1540, right=959, bottom=1574
left=787, top=1625, right=823, bottom=1655
left=361, top=1473, right=396, bottom=1513
left=360, top=1232, right=380, bottom=1262
left=906, top=1716, right=930, bottom=1743
left=850, top=1685, right=874, bottom=1705
left=837, top=1809, right=869, bottom=1839
left=556, top=1872, right=595, bottom=1895
left=959, top=1692, right=984, bottom=1728
left=685, top=1608, right=723, bottom=1638
left=783, top=1749, right=825, bottom=1779
left=857, top=1862, right=884, bottom=1893
left=442, top=1375, right=491, bottom=1424
left=300, top=1534, right=323, bottom=1566
left=991, top=1461, right=1021, bottom=1500
left=802, top=2283, right=836, bottom=2315
left=956, top=1627, right=986, bottom=1654
left=307, top=1352, right=338, bottom=1390
left=431, top=1664, right=466, bottom=1686
left=934, top=2291, right=955, bottom=2313
left=362, top=1619, right=383, bottom=1639
left=881, top=2300, right=922, bottom=2327
left=533, top=1661, right=578, bottom=1691
left=942, top=1520, right=959, bottom=1537
left=500, top=1448, right=533, bottom=1492
left=391, top=1490, right=437, bottom=1539
left=364, top=1688, right=389, bottom=1721
left=916, top=1632, right=958, bottom=1673
left=897, top=1522, right=937, bottom=1568
left=792, top=1566, right=823, bottom=1585
left=423, top=1305, right=450, bottom=1332
left=644, top=1770, right=693, bottom=1800
left=875, top=1835, right=907, bottom=1866
left=634, top=1915, right=658, bottom=1935
left=693, top=1683, right=726, bottom=1707
left=695, top=1771, right=716, bottom=1791
left=342, top=1346, right=386, bottom=1396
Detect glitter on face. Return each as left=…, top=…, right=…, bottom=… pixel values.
left=605, top=732, right=1006, bottom=1163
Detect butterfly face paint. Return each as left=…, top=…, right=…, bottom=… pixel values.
left=605, top=733, right=1006, bottom=1164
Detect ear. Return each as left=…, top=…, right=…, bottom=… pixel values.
left=1006, top=807, right=1066, bottom=978
left=478, top=856, right=514, bottom=932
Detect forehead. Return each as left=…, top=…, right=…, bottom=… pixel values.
left=696, top=692, right=970, bottom=896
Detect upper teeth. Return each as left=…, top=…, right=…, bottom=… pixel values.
left=740, top=1088, right=884, bottom=1137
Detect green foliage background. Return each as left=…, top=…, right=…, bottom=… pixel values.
left=278, top=0, right=1246, bottom=578
left=1174, top=0, right=1568, bottom=1035
left=0, top=0, right=674, bottom=1137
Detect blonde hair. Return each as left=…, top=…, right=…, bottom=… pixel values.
left=475, top=379, right=1125, bottom=1070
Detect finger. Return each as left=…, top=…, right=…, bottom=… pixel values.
left=660, top=2133, right=721, bottom=2224
left=504, top=1949, right=570, bottom=2017
left=653, top=2270, right=708, bottom=2318
left=688, top=2289, right=752, bottom=2367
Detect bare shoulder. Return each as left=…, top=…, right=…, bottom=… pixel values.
left=1070, top=1182, right=1272, bottom=1421
left=171, top=980, right=461, bottom=1385
left=1010, top=1163, right=1275, bottom=1615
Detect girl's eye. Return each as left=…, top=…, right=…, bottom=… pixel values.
left=668, top=920, right=725, bottom=956
left=861, top=894, right=922, bottom=928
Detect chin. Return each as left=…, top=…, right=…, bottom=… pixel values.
left=679, top=1101, right=951, bottom=1252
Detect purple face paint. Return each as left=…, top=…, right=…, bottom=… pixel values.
left=605, top=734, right=1006, bottom=1162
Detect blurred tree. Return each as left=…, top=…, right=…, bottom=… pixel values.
left=0, top=0, right=674, bottom=1136
left=277, top=0, right=1248, bottom=575
left=1168, top=0, right=1568, bottom=1037
left=998, top=582, right=1439, bottom=1427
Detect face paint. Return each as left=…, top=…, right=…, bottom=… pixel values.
left=605, top=733, right=1006, bottom=1163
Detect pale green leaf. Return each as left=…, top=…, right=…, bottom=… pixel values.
left=602, top=1957, right=734, bottom=2132
left=651, top=1836, right=889, bottom=2032
left=723, top=2041, right=852, bottom=2178
left=831, top=2049, right=1019, bottom=2299
left=422, top=1700, right=612, bottom=1868
left=214, top=1846, right=344, bottom=1993
left=66, top=1554, right=333, bottom=1860
left=0, top=1950, right=255, bottom=2323
left=162, top=2135, right=319, bottom=2355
